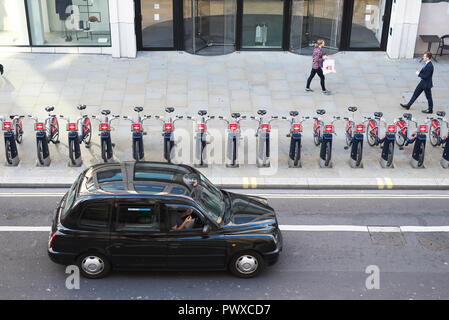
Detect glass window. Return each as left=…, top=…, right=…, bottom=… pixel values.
left=140, top=0, right=174, bottom=48
left=79, top=202, right=110, bottom=229
left=242, top=0, right=284, bottom=49
left=0, top=0, right=30, bottom=45
left=116, top=204, right=160, bottom=232
left=26, top=0, right=111, bottom=46
left=349, top=0, right=385, bottom=48
left=134, top=184, right=166, bottom=193
left=166, top=205, right=204, bottom=232
left=100, top=184, right=125, bottom=191
left=97, top=169, right=123, bottom=183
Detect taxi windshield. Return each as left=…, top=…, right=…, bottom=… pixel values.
left=192, top=174, right=225, bottom=224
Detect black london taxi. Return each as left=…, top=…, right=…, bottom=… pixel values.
left=48, top=162, right=282, bottom=279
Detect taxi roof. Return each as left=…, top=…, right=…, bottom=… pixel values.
left=77, top=161, right=198, bottom=200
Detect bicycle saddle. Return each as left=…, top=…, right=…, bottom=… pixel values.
left=134, top=106, right=144, bottom=113
left=77, top=105, right=87, bottom=111
left=165, top=107, right=175, bottom=113
left=289, top=111, right=299, bottom=117
left=197, top=110, right=208, bottom=116
left=437, top=111, right=446, bottom=117
left=374, top=112, right=383, bottom=118
left=257, top=110, right=267, bottom=116
left=101, top=110, right=111, bottom=116
left=316, top=109, right=326, bottom=115
left=45, top=106, right=55, bottom=112
left=231, top=113, right=241, bottom=119
left=348, top=106, right=358, bottom=113
left=403, top=113, right=412, bottom=120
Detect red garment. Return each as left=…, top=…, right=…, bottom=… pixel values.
left=312, top=47, right=324, bottom=70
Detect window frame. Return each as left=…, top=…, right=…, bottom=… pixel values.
left=76, top=200, right=113, bottom=232
left=113, top=199, right=161, bottom=233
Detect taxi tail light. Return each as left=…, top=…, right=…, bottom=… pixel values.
left=99, top=123, right=109, bottom=131
left=164, top=123, right=173, bottom=132
left=132, top=124, right=142, bottom=132
left=356, top=124, right=365, bottom=133
left=67, top=123, right=77, bottom=131
left=49, top=232, right=56, bottom=248
left=325, top=125, right=334, bottom=133
left=2, top=122, right=12, bottom=131
left=261, top=124, right=270, bottom=132
left=419, top=125, right=428, bottom=133
left=35, top=122, right=45, bottom=131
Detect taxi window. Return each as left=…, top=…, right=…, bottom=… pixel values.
left=78, top=203, right=110, bottom=230
left=115, top=204, right=159, bottom=232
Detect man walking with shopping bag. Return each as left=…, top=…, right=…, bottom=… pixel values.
left=401, top=52, right=434, bottom=114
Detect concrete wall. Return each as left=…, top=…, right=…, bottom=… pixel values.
left=415, top=1, right=449, bottom=55
left=386, top=0, right=422, bottom=59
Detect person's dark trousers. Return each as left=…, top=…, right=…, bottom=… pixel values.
left=306, top=67, right=326, bottom=91
left=406, top=82, right=433, bottom=112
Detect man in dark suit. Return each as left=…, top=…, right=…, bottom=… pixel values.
left=401, top=52, right=434, bottom=114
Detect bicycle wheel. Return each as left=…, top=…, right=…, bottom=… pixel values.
left=101, top=140, right=108, bottom=163
left=417, top=142, right=425, bottom=167
left=37, top=139, right=45, bottom=165
left=164, top=138, right=172, bottom=163
left=231, top=136, right=237, bottom=165
left=133, top=139, right=141, bottom=161
left=14, top=119, right=23, bottom=144
left=293, top=140, right=301, bottom=167
left=324, top=141, right=332, bottom=167
left=386, top=142, right=394, bottom=167
left=355, top=142, right=363, bottom=167
left=313, top=125, right=321, bottom=146
left=429, top=124, right=440, bottom=147
left=69, top=138, right=76, bottom=166
left=5, top=139, right=13, bottom=165
left=395, top=130, right=406, bottom=147
left=367, top=124, right=377, bottom=147
left=83, top=118, right=92, bottom=145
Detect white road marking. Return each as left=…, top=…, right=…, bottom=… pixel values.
left=0, top=225, right=449, bottom=233
left=250, top=194, right=449, bottom=199
left=0, top=193, right=65, bottom=197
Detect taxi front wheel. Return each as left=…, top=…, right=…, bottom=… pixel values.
left=229, top=251, right=264, bottom=278
left=76, top=252, right=111, bottom=279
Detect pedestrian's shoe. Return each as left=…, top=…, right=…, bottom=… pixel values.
left=422, top=109, right=433, bottom=114
left=322, top=90, right=331, bottom=95
left=305, top=88, right=313, bottom=92
left=400, top=104, right=410, bottom=110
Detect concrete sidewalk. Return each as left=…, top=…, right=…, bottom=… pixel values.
left=0, top=51, right=448, bottom=190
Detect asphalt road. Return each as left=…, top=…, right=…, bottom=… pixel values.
left=0, top=188, right=449, bottom=300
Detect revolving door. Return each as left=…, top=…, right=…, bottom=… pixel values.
left=183, top=0, right=237, bottom=55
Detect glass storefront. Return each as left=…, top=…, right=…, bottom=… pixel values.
left=0, top=0, right=29, bottom=45
left=290, top=0, right=344, bottom=55
left=183, top=0, right=236, bottom=55
left=0, top=0, right=111, bottom=47
left=241, top=0, right=284, bottom=49
left=349, top=0, right=386, bottom=48
left=27, top=0, right=111, bottom=46
left=140, top=0, right=175, bottom=48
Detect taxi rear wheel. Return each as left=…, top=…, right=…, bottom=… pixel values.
left=229, top=250, right=264, bottom=278
left=76, top=252, right=111, bottom=279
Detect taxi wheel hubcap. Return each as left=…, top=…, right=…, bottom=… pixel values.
left=236, top=255, right=258, bottom=274
left=81, top=256, right=105, bottom=275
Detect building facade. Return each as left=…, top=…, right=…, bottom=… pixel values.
left=0, top=0, right=447, bottom=59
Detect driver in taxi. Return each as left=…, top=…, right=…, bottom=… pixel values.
left=170, top=208, right=193, bottom=231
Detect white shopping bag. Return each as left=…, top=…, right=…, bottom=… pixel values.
left=323, top=59, right=336, bottom=75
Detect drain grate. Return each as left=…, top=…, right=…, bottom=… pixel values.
left=368, top=226, right=407, bottom=246
left=417, top=234, right=449, bottom=251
